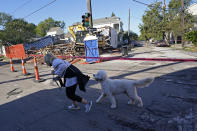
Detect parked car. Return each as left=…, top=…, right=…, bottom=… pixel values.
left=151, top=40, right=170, bottom=47
left=131, top=40, right=142, bottom=47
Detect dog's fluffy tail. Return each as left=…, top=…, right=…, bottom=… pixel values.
left=133, top=78, right=154, bottom=88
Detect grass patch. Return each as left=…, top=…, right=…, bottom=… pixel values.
left=183, top=46, right=197, bottom=52
left=170, top=44, right=197, bottom=53
left=0, top=55, right=9, bottom=61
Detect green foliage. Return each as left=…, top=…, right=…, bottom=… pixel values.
left=139, top=0, right=194, bottom=43
left=0, top=12, right=12, bottom=45
left=168, top=0, right=191, bottom=10
left=185, top=30, right=197, bottom=46
left=1, top=19, right=36, bottom=44
left=139, top=2, right=163, bottom=40
left=35, top=17, right=65, bottom=37
left=168, top=0, right=193, bottom=38
left=123, top=31, right=138, bottom=41
left=0, top=12, right=12, bottom=30
left=0, top=12, right=37, bottom=45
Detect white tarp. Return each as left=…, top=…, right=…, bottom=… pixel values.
left=110, top=28, right=118, bottom=48
left=0, top=46, right=6, bottom=55
left=84, top=35, right=98, bottom=41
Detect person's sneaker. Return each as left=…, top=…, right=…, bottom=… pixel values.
left=85, top=101, right=92, bottom=113
left=67, top=104, right=80, bottom=110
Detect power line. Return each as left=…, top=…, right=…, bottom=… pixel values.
left=132, top=0, right=149, bottom=6
left=10, top=0, right=32, bottom=14
left=23, top=0, right=57, bottom=19
left=132, top=0, right=181, bottom=12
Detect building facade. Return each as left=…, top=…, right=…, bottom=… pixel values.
left=46, top=27, right=64, bottom=38
left=93, top=16, right=123, bottom=33
left=188, top=3, right=197, bottom=29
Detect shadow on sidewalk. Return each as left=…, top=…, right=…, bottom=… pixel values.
left=0, top=63, right=197, bottom=130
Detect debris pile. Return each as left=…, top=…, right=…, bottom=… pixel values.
left=25, top=42, right=82, bottom=64
left=41, top=43, right=77, bottom=56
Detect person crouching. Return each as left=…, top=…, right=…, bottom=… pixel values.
left=44, top=53, right=92, bottom=112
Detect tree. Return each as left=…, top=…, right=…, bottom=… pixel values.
left=139, top=0, right=194, bottom=46
left=139, top=2, right=163, bottom=41
left=168, top=0, right=194, bottom=44
left=0, top=13, right=36, bottom=45
left=123, top=31, right=138, bottom=41
left=35, top=17, right=65, bottom=37
left=2, top=19, right=36, bottom=45
left=0, top=12, right=12, bottom=30
left=0, top=12, right=12, bottom=46
left=111, top=12, right=116, bottom=17
left=185, top=30, right=197, bottom=46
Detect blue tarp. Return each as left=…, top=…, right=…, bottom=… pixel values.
left=84, top=36, right=99, bottom=63
left=23, top=36, right=54, bottom=50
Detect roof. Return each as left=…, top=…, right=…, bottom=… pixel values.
left=48, top=27, right=62, bottom=32
left=71, top=16, right=123, bottom=27
left=93, top=16, right=121, bottom=25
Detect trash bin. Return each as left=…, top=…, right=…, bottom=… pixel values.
left=84, top=35, right=99, bottom=63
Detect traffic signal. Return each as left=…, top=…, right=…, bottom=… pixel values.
left=82, top=13, right=91, bottom=27
left=82, top=15, right=86, bottom=27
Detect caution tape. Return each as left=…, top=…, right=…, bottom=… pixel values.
left=27, top=54, right=197, bottom=62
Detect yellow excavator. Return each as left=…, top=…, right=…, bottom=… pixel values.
left=68, top=24, right=105, bottom=55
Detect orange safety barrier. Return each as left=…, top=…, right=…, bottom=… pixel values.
left=6, top=44, right=26, bottom=73
left=34, top=57, right=40, bottom=81
left=5, top=44, right=26, bottom=59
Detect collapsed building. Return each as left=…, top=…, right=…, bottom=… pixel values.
left=21, top=16, right=124, bottom=57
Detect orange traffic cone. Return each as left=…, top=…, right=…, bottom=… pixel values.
left=10, top=58, right=16, bottom=72
left=34, top=57, right=40, bottom=80
left=33, top=57, right=44, bottom=82
left=21, top=58, right=30, bottom=75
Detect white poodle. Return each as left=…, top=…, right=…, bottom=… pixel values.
left=93, top=70, right=154, bottom=109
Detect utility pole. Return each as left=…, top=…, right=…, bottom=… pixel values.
left=128, top=8, right=131, bottom=49
left=128, top=8, right=130, bottom=37
left=87, top=0, right=93, bottom=28
left=163, top=0, right=167, bottom=44
left=181, top=0, right=185, bottom=47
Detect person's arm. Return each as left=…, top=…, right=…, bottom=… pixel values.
left=52, top=59, right=71, bottom=78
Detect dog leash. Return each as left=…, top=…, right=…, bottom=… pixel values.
left=53, top=73, right=62, bottom=90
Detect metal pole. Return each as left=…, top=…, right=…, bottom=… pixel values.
left=127, top=8, right=131, bottom=54
left=128, top=8, right=130, bottom=37
left=87, top=0, right=93, bottom=28
left=181, top=0, right=185, bottom=47
left=163, top=0, right=166, bottom=44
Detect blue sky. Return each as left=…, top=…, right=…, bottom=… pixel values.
left=0, top=0, right=172, bottom=35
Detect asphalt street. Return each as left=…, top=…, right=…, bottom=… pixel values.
left=0, top=46, right=197, bottom=131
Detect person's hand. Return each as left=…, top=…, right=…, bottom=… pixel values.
left=53, top=76, right=60, bottom=81
left=51, top=70, right=55, bottom=75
